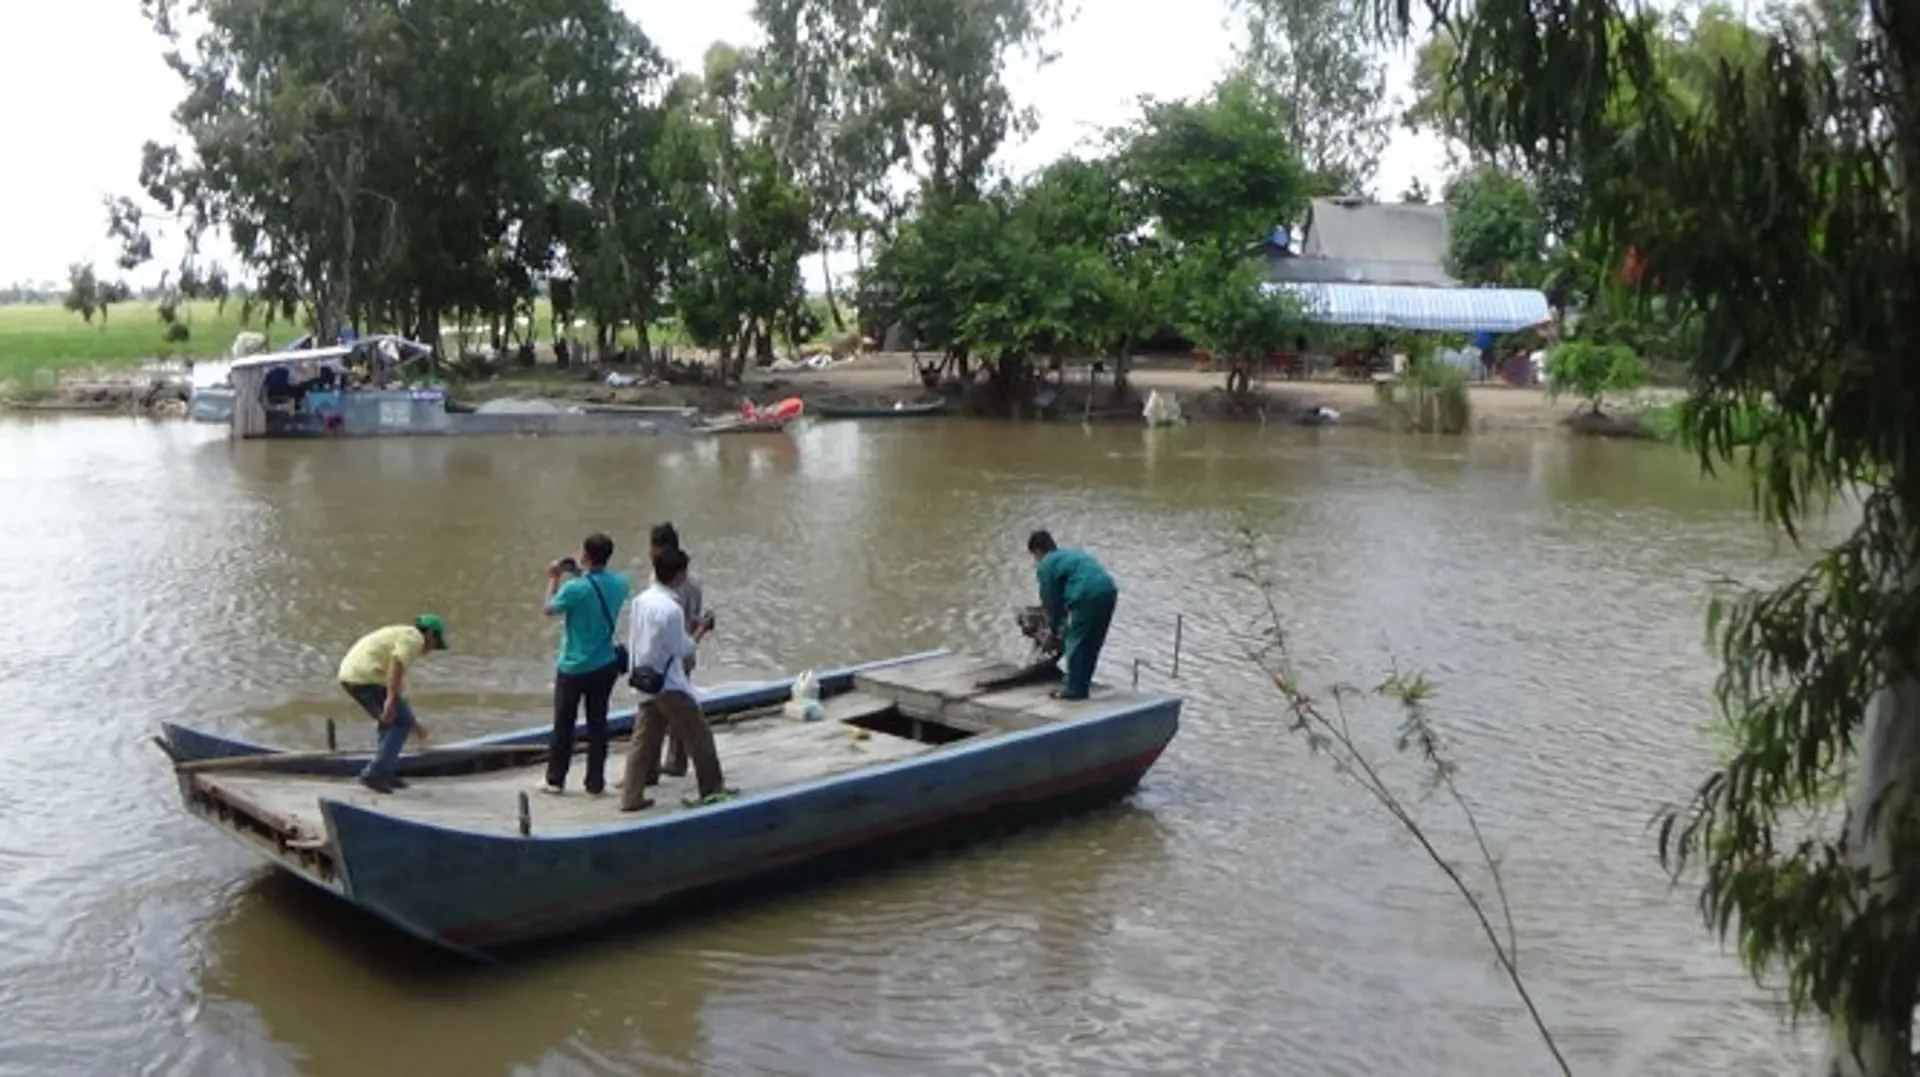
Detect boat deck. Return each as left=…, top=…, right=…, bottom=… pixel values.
left=201, top=696, right=936, bottom=839
left=186, top=652, right=1128, bottom=841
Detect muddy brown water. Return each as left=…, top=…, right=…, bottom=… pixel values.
left=0, top=414, right=1832, bottom=1076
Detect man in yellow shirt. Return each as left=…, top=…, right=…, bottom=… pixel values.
left=337, top=615, right=446, bottom=793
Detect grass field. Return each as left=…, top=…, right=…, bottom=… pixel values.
left=0, top=296, right=851, bottom=388
left=0, top=301, right=264, bottom=385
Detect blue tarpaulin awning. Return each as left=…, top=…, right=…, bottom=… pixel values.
left=1261, top=281, right=1551, bottom=333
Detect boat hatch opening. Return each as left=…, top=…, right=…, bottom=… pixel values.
left=841, top=704, right=977, bottom=746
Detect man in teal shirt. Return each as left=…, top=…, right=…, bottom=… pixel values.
left=540, top=532, right=632, bottom=795
left=1028, top=529, right=1119, bottom=700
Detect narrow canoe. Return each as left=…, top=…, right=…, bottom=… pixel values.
left=693, top=415, right=796, bottom=435
left=811, top=399, right=948, bottom=420
left=158, top=650, right=1181, bottom=959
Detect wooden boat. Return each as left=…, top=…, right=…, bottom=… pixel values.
left=811, top=398, right=948, bottom=420
left=155, top=650, right=1180, bottom=959
left=693, top=414, right=796, bottom=435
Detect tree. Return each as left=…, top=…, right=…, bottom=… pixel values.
left=1542, top=338, right=1647, bottom=414
left=63, top=263, right=101, bottom=326
left=1443, top=164, right=1548, bottom=286
left=119, top=0, right=666, bottom=354
left=750, top=0, right=901, bottom=330
left=1119, top=75, right=1313, bottom=393
left=665, top=46, right=813, bottom=379
left=1230, top=0, right=1391, bottom=194
left=1382, top=0, right=1920, bottom=1071
left=868, top=0, right=1065, bottom=203
left=1118, top=74, right=1311, bottom=258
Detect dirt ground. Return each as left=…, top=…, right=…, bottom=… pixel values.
left=722, top=352, right=1586, bottom=432
left=7, top=350, right=1591, bottom=433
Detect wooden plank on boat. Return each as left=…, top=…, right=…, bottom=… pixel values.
left=852, top=653, right=1017, bottom=714
left=197, top=713, right=938, bottom=839
left=174, top=744, right=547, bottom=774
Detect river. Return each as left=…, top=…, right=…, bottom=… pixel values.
left=0, top=414, right=1828, bottom=1076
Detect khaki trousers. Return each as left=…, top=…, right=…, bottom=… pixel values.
left=620, top=691, right=723, bottom=809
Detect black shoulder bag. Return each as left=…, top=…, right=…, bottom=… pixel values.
left=615, top=587, right=675, bottom=694
left=584, top=574, right=631, bottom=676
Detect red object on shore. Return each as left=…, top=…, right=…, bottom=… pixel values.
left=1620, top=245, right=1645, bottom=286
left=742, top=396, right=805, bottom=423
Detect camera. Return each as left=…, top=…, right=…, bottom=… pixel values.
left=555, top=556, right=580, bottom=575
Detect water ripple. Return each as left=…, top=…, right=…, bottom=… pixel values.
left=0, top=417, right=1830, bottom=1077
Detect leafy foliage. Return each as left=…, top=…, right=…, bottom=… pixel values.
left=1228, top=0, right=1391, bottom=193
left=862, top=74, right=1313, bottom=393
left=1385, top=0, right=1920, bottom=1067
left=1443, top=165, right=1548, bottom=286
left=1543, top=339, right=1648, bottom=414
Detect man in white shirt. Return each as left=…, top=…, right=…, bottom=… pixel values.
left=648, top=522, right=715, bottom=778
left=620, top=546, right=726, bottom=810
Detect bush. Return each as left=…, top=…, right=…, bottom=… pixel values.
left=1544, top=339, right=1648, bottom=413
left=163, top=323, right=191, bottom=343
left=1378, top=355, right=1472, bottom=433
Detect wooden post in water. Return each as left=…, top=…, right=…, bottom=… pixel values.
left=1132, top=658, right=1141, bottom=690
left=517, top=792, right=532, bottom=837
left=1171, top=614, right=1184, bottom=678
left=325, top=719, right=337, bottom=752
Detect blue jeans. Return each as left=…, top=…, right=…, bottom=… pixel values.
left=342, top=682, right=417, bottom=781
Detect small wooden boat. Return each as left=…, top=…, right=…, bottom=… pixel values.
left=811, top=399, right=948, bottom=420
left=156, top=650, right=1180, bottom=959
left=693, top=415, right=796, bottom=435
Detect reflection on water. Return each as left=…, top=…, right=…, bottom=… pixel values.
left=0, top=415, right=1829, bottom=1076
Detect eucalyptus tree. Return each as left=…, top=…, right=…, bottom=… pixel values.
left=1230, top=0, right=1391, bottom=194
left=1388, top=0, right=1920, bottom=1071
left=663, top=46, right=812, bottom=378
left=119, top=0, right=661, bottom=350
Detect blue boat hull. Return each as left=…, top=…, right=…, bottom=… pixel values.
left=163, top=651, right=1181, bottom=958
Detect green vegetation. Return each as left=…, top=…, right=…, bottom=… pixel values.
left=1393, top=0, right=1920, bottom=1068
left=1375, top=356, right=1472, bottom=433
left=0, top=301, right=253, bottom=384
left=1544, top=339, right=1649, bottom=415
left=87, top=0, right=1409, bottom=409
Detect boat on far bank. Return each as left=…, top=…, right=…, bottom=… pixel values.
left=695, top=395, right=805, bottom=435
left=155, top=649, right=1182, bottom=958
left=812, top=398, right=948, bottom=420
left=195, top=335, right=695, bottom=440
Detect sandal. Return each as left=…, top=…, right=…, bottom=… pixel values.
left=681, top=788, right=740, bottom=809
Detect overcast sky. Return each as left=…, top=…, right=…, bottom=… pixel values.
left=0, top=0, right=1447, bottom=290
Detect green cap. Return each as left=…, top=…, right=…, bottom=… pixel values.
left=415, top=613, right=448, bottom=649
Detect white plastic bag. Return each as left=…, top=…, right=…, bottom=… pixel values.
left=785, top=670, right=825, bottom=721
left=792, top=670, right=820, bottom=701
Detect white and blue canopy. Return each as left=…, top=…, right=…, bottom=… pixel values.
left=1262, top=281, right=1551, bottom=334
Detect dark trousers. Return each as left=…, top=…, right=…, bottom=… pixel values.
left=1062, top=589, right=1119, bottom=699
left=546, top=662, right=620, bottom=792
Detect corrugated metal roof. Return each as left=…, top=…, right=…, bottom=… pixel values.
left=1263, top=281, right=1550, bottom=333
left=1298, top=198, right=1458, bottom=285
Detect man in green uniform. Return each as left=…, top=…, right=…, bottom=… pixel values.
left=1027, top=530, right=1119, bottom=700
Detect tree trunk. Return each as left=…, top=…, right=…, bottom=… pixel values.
left=820, top=248, right=845, bottom=331
left=1823, top=668, right=1920, bottom=1076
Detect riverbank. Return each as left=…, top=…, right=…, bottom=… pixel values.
left=1, top=349, right=1644, bottom=435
